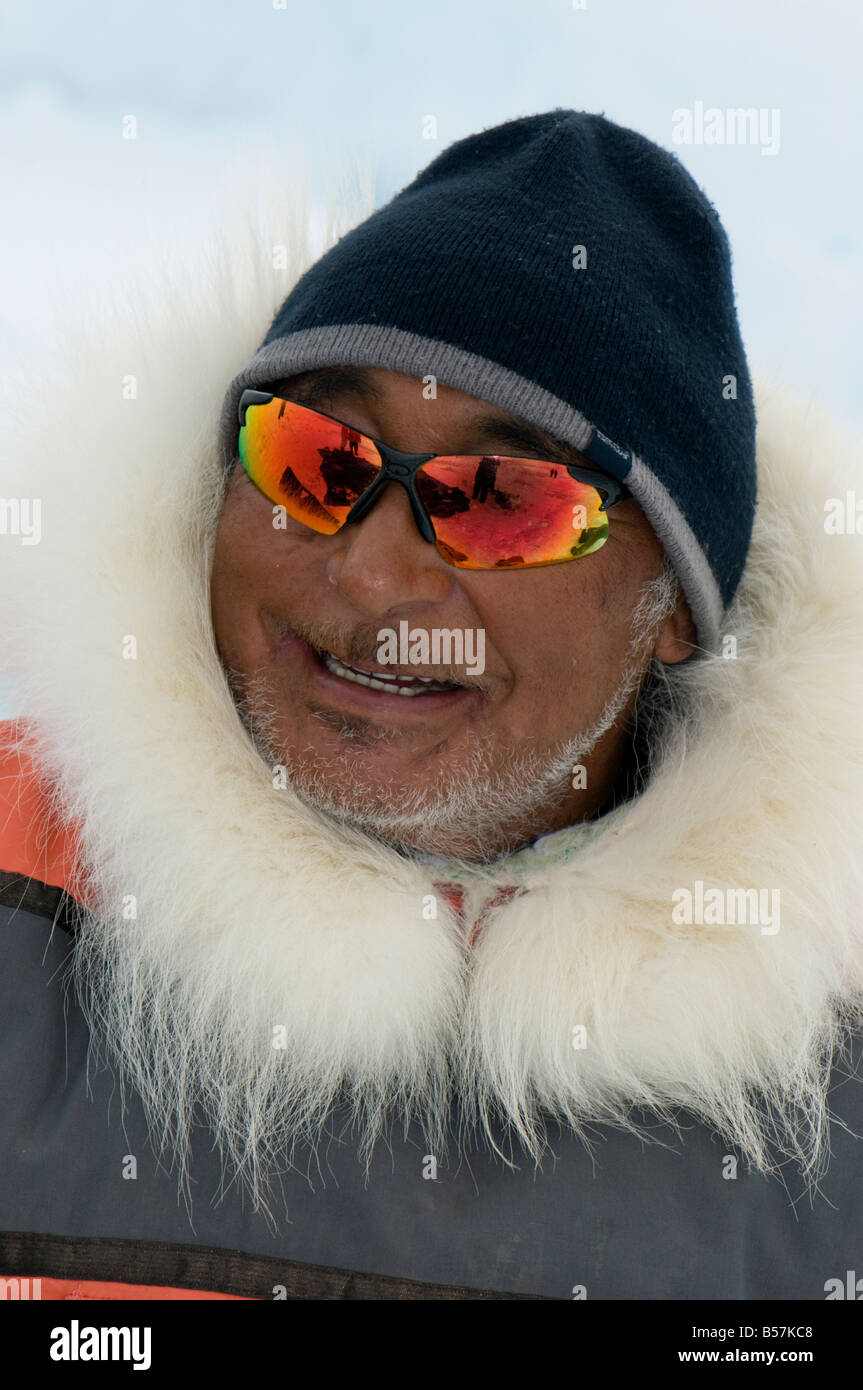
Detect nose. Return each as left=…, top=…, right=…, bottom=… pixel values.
left=325, top=481, right=456, bottom=617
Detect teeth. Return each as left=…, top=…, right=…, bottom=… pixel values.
left=322, top=652, right=456, bottom=695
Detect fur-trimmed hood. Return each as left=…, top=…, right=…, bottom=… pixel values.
left=2, top=199, right=862, bottom=1191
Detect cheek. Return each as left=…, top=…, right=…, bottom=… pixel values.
left=482, top=554, right=643, bottom=727
left=213, top=469, right=287, bottom=587
left=212, top=510, right=257, bottom=609
left=210, top=485, right=277, bottom=657
left=210, top=480, right=328, bottom=661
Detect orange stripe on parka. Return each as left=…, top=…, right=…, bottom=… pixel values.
left=0, top=716, right=86, bottom=902
left=1, top=1276, right=251, bottom=1301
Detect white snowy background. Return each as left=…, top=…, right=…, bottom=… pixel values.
left=1, top=0, right=861, bottom=716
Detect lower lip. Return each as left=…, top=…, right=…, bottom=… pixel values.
left=275, top=625, right=481, bottom=719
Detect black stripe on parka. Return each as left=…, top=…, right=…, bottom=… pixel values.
left=0, top=869, right=547, bottom=1301
left=0, top=1230, right=545, bottom=1301
left=0, top=868, right=79, bottom=935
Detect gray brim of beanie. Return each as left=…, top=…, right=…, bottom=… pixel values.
left=216, top=323, right=724, bottom=657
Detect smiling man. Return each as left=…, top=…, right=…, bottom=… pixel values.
left=211, top=364, right=694, bottom=863
left=1, top=109, right=862, bottom=1303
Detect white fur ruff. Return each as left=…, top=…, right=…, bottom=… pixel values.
left=2, top=190, right=862, bottom=1205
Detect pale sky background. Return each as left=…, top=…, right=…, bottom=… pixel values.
left=1, top=0, right=861, bottom=714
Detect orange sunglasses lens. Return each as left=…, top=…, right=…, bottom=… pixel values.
left=414, top=456, right=609, bottom=568
left=239, top=397, right=381, bottom=535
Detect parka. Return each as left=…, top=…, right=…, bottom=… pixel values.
left=1, top=208, right=861, bottom=1301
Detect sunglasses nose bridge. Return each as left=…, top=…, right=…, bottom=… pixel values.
left=344, top=464, right=436, bottom=544
left=345, top=444, right=438, bottom=544
left=375, top=440, right=435, bottom=470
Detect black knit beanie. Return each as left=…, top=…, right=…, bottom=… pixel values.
left=219, top=108, right=757, bottom=654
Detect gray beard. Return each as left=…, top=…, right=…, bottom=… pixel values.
left=227, top=560, right=681, bottom=862
left=230, top=664, right=642, bottom=863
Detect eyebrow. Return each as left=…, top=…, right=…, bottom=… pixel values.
left=467, top=414, right=590, bottom=467
left=278, top=366, right=600, bottom=472
left=279, top=366, right=385, bottom=408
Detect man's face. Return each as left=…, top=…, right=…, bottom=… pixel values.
left=210, top=366, right=694, bottom=860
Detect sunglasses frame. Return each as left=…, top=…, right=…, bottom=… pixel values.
left=237, top=388, right=630, bottom=557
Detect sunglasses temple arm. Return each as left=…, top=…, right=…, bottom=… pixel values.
left=565, top=464, right=628, bottom=511
left=237, top=389, right=275, bottom=428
